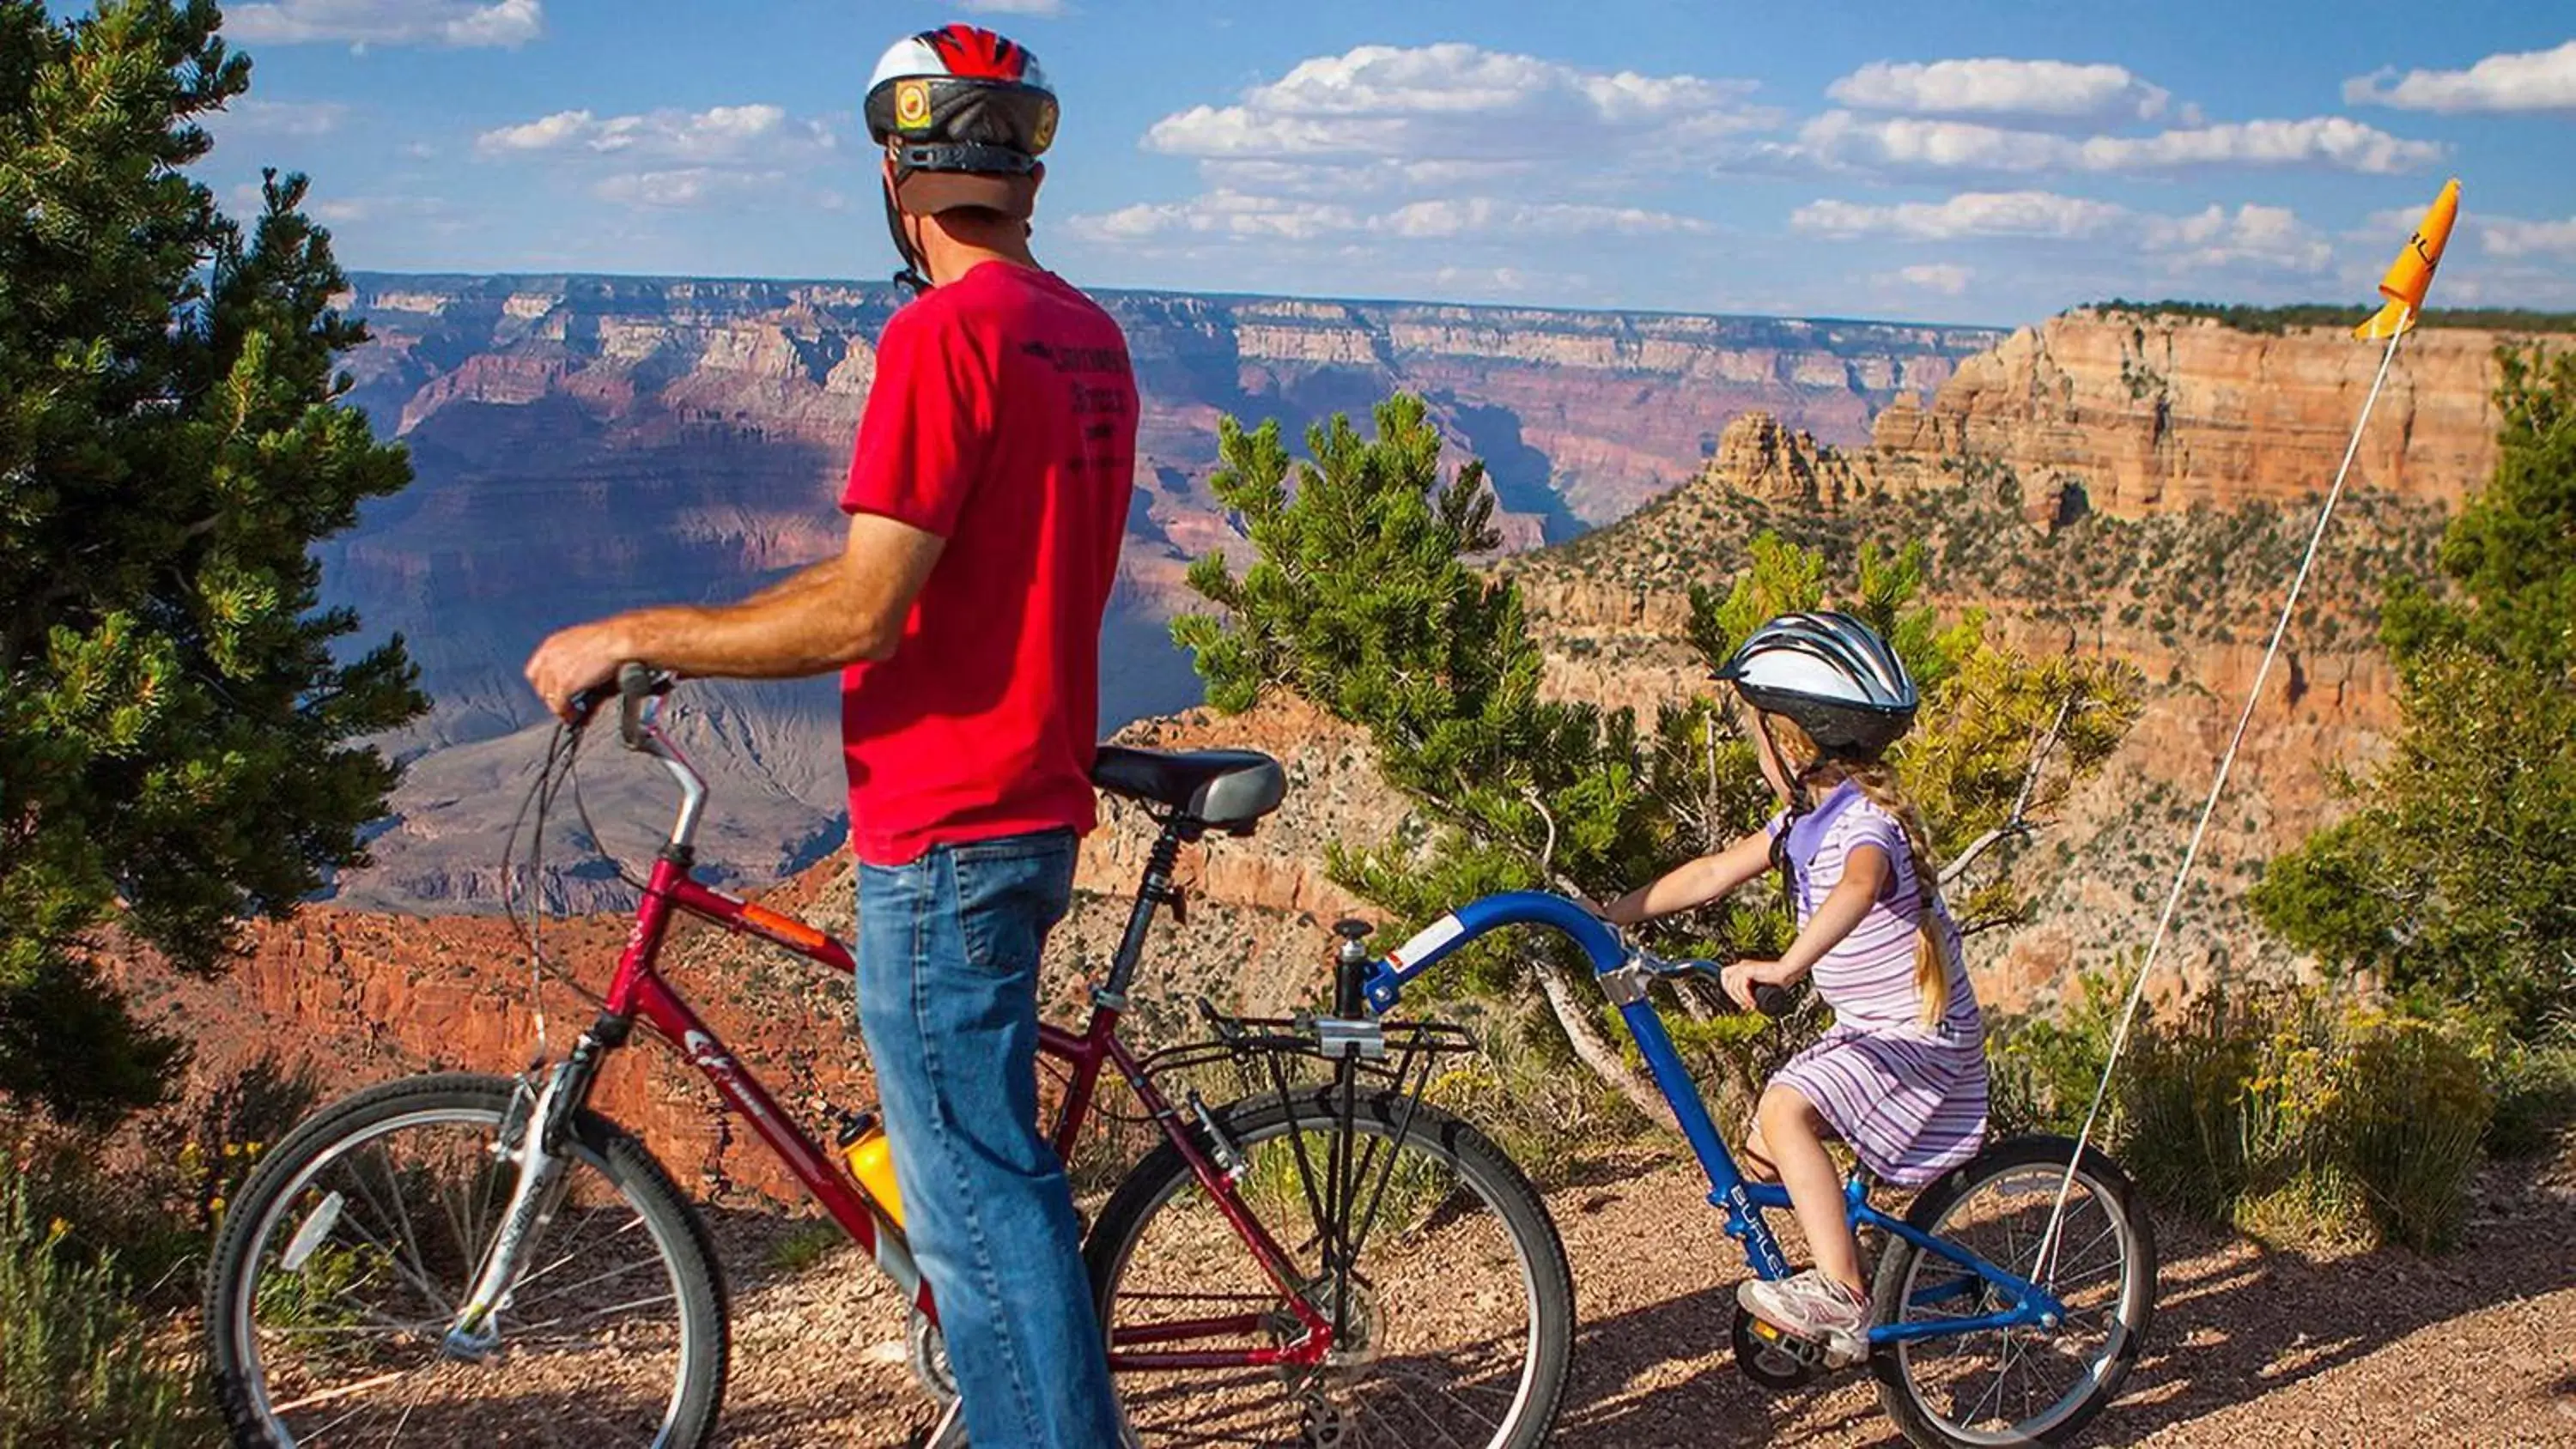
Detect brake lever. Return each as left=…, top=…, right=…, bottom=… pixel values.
left=1641, top=954, right=1796, bottom=1020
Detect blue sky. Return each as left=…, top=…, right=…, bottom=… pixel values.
left=193, top=0, right=2576, bottom=324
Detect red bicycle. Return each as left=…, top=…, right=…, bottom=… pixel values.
left=204, top=667, right=1573, bottom=1447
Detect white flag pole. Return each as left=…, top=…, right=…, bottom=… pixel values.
left=2031, top=312, right=2412, bottom=1283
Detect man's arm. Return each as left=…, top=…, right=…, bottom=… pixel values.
left=525, top=512, right=945, bottom=718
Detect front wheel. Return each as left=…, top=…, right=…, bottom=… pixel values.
left=1870, top=1133, right=2158, bottom=1448
left=1085, top=1088, right=1573, bottom=1448
left=204, top=1072, right=729, bottom=1447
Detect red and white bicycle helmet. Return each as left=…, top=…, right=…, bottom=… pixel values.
left=1715, top=610, right=1920, bottom=761
left=864, top=24, right=1057, bottom=284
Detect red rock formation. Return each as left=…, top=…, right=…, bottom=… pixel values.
left=326, top=275, right=2000, bottom=909
left=94, top=306, right=2513, bottom=1207
left=1868, top=308, right=2506, bottom=518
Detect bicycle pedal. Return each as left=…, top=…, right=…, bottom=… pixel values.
left=1747, top=1313, right=1864, bottom=1371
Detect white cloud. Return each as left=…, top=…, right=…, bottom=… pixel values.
left=1381, top=197, right=1716, bottom=239
left=593, top=168, right=787, bottom=209
left=1797, top=190, right=2331, bottom=274
left=2079, top=118, right=2441, bottom=173
left=1196, top=157, right=1539, bottom=199
left=480, top=110, right=595, bottom=153
left=1828, top=58, right=2169, bottom=121
left=228, top=183, right=453, bottom=230
left=1892, top=263, right=1972, bottom=295
left=227, top=0, right=540, bottom=48
left=477, top=104, right=827, bottom=163
left=2345, top=40, right=2576, bottom=113
left=1798, top=110, right=2440, bottom=176
left=1793, top=189, right=2129, bottom=239
left=1069, top=191, right=1361, bottom=243
left=2482, top=215, right=2576, bottom=259
left=2141, top=203, right=2333, bottom=273
left=214, top=100, right=349, bottom=137
left=1066, top=191, right=1713, bottom=244
left=1142, top=42, right=1776, bottom=164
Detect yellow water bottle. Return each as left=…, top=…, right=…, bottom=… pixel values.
left=836, top=1111, right=905, bottom=1229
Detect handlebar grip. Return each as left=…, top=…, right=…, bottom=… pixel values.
left=566, top=679, right=617, bottom=730
left=565, top=664, right=676, bottom=743
left=1653, top=955, right=1797, bottom=1019
left=617, top=662, right=655, bottom=749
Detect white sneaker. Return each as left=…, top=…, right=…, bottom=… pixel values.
left=1739, top=1268, right=1869, bottom=1365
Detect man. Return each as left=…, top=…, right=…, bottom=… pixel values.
left=526, top=23, right=1135, bottom=1448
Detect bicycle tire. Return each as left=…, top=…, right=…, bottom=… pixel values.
left=1870, top=1133, right=2157, bottom=1448
left=204, top=1072, right=730, bottom=1448
left=1084, top=1087, right=1572, bottom=1449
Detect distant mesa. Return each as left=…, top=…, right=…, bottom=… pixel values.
left=318, top=272, right=1998, bottom=912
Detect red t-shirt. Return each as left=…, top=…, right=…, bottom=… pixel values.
left=837, top=263, right=1137, bottom=866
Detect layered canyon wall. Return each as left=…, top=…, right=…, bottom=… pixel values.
left=112, top=304, right=2537, bottom=1203
left=325, top=274, right=1997, bottom=909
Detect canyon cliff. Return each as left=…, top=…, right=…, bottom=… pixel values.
left=323, top=274, right=1998, bottom=908
left=112, top=302, right=2541, bottom=1204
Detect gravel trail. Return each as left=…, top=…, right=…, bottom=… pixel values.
left=701, top=1148, right=2576, bottom=1446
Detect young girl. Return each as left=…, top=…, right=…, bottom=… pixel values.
left=1604, top=610, right=1988, bottom=1361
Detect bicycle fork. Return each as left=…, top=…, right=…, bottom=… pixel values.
left=443, top=1033, right=608, bottom=1357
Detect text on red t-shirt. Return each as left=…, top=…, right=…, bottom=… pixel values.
left=837, top=263, right=1138, bottom=866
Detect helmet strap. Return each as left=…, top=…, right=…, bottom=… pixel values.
left=880, top=173, right=930, bottom=295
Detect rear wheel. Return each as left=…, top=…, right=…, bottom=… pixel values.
left=1084, top=1088, right=1572, bottom=1448
left=1870, top=1134, right=2156, bottom=1448
left=204, top=1073, right=728, bottom=1447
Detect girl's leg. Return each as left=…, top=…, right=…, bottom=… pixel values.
left=1755, top=1083, right=1864, bottom=1298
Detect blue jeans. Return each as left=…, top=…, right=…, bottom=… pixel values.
left=854, top=828, right=1124, bottom=1449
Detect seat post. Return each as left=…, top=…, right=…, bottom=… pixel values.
left=1106, top=815, right=1191, bottom=997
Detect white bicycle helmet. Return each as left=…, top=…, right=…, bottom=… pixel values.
left=1715, top=610, right=1919, bottom=760
left=863, top=24, right=1057, bottom=289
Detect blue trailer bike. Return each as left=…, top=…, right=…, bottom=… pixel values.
left=1350, top=888, right=2158, bottom=1448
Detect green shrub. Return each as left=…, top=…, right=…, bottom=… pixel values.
left=6, top=1052, right=325, bottom=1313
left=1424, top=997, right=1651, bottom=1179
left=1994, top=982, right=2494, bottom=1251
left=0, top=1176, right=212, bottom=1449
left=2482, top=1038, right=2576, bottom=1159
left=2337, top=1016, right=2490, bottom=1251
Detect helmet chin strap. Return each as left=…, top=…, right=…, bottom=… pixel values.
left=881, top=174, right=930, bottom=294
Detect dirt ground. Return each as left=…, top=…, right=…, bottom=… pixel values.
left=694, top=1142, right=2576, bottom=1447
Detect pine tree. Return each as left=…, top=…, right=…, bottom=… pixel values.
left=2255, top=345, right=2576, bottom=1034
left=0, top=0, right=424, bottom=1125
left=1176, top=396, right=2139, bottom=1115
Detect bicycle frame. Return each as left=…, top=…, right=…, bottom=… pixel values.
left=1358, top=891, right=2071, bottom=1346
left=551, top=701, right=1338, bottom=1371
left=584, top=854, right=1337, bottom=1367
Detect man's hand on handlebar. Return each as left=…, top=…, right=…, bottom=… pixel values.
left=526, top=620, right=636, bottom=723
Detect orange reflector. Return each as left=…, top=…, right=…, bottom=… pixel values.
left=741, top=901, right=830, bottom=954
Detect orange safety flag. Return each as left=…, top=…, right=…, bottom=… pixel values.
left=2355, top=178, right=2461, bottom=340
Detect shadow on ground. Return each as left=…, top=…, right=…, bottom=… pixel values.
left=1550, top=1159, right=2576, bottom=1447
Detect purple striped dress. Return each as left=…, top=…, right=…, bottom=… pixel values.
left=1766, top=782, right=1989, bottom=1186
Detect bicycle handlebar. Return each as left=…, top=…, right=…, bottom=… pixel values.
left=566, top=663, right=680, bottom=749
left=1633, top=952, right=1797, bottom=1020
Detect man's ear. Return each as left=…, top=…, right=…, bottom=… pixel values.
left=1030, top=161, right=1046, bottom=191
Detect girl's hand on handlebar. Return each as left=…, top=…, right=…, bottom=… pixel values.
left=1720, top=960, right=1774, bottom=1013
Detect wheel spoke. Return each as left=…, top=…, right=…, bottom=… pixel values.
left=1102, top=1097, right=1561, bottom=1448
left=1886, top=1154, right=2148, bottom=1444
left=211, top=1088, right=713, bottom=1449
